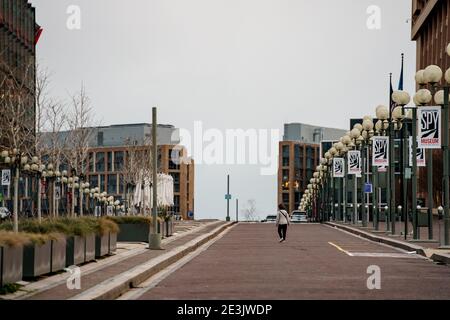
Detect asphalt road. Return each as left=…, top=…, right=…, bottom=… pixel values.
left=136, top=223, right=450, bottom=300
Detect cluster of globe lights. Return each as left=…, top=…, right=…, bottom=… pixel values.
left=0, top=149, right=125, bottom=212
left=299, top=44, right=450, bottom=213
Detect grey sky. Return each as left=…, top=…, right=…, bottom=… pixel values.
left=30, top=0, right=416, bottom=219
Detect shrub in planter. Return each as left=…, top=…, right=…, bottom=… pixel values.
left=0, top=231, right=29, bottom=288
left=107, top=216, right=152, bottom=243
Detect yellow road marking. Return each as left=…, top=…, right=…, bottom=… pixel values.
left=328, top=242, right=354, bottom=256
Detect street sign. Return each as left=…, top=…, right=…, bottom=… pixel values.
left=225, top=194, right=232, bottom=200
left=364, top=183, right=373, bottom=194
left=1, top=169, right=11, bottom=186
left=418, top=106, right=441, bottom=149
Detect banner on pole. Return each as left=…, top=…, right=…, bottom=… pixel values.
left=333, top=158, right=345, bottom=178
left=1, top=169, right=11, bottom=186
left=348, top=150, right=361, bottom=175
left=409, top=137, right=426, bottom=167
left=418, top=106, right=441, bottom=149
left=372, top=136, right=389, bottom=167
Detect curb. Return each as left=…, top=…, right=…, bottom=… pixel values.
left=71, top=221, right=236, bottom=300
left=325, top=222, right=427, bottom=257
left=430, top=252, right=450, bottom=265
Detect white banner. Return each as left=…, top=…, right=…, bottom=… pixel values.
left=409, top=137, right=426, bottom=167
left=418, top=106, right=441, bottom=149
left=333, top=158, right=345, bottom=178
left=1, top=169, right=11, bottom=186
left=348, top=150, right=361, bottom=175
left=372, top=136, right=389, bottom=167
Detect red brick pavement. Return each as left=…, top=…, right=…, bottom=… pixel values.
left=137, top=223, right=450, bottom=300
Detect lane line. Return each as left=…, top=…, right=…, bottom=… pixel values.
left=328, top=242, right=354, bottom=256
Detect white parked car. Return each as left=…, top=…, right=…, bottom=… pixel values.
left=262, top=215, right=277, bottom=223
left=291, top=211, right=309, bottom=223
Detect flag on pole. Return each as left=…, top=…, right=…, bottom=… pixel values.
left=398, top=53, right=404, bottom=90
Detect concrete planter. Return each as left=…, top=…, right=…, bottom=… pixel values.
left=165, top=220, right=174, bottom=237
left=85, top=234, right=96, bottom=263
left=66, top=236, right=85, bottom=267
left=23, top=241, right=52, bottom=278
left=0, top=245, right=23, bottom=287
left=117, top=223, right=150, bottom=243
left=95, top=234, right=109, bottom=258
left=109, top=232, right=117, bottom=254
left=160, top=221, right=166, bottom=239
left=50, top=238, right=67, bottom=273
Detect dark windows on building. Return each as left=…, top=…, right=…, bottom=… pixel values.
left=97, top=131, right=104, bottom=146
left=107, top=174, right=117, bottom=194
left=107, top=152, right=113, bottom=172
left=96, top=152, right=105, bottom=172
left=282, top=169, right=289, bottom=190
left=171, top=172, right=180, bottom=193
left=282, top=145, right=289, bottom=167
left=114, top=151, right=124, bottom=171
left=169, top=149, right=180, bottom=170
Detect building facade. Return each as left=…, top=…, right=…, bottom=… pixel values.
left=0, top=0, right=40, bottom=146
left=278, top=123, right=346, bottom=214
left=412, top=0, right=450, bottom=206
left=83, top=124, right=195, bottom=220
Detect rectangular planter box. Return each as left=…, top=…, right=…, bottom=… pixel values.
left=50, top=238, right=67, bottom=273
left=23, top=241, right=52, bottom=278
left=85, top=234, right=95, bottom=262
left=95, top=234, right=109, bottom=258
left=0, top=245, right=23, bottom=287
left=66, top=236, right=85, bottom=267
left=109, top=233, right=117, bottom=254
left=160, top=221, right=166, bottom=239
left=117, top=223, right=151, bottom=243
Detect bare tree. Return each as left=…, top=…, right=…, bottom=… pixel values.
left=0, top=55, right=37, bottom=231
left=242, top=199, right=258, bottom=222
left=64, top=85, right=95, bottom=216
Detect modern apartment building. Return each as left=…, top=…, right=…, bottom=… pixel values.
left=84, top=123, right=195, bottom=220
left=278, top=123, right=346, bottom=214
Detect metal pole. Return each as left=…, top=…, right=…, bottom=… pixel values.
left=390, top=125, right=396, bottom=234
left=353, top=174, right=357, bottom=224
left=443, top=86, right=450, bottom=246
left=402, top=111, right=408, bottom=240
left=412, top=107, right=418, bottom=240
left=427, top=148, right=433, bottom=240
left=344, top=157, right=348, bottom=223
left=226, top=175, right=230, bottom=221
left=360, top=144, right=366, bottom=226
left=372, top=149, right=378, bottom=230
left=337, top=173, right=342, bottom=221
left=13, top=167, right=19, bottom=233
left=149, top=107, right=162, bottom=250
left=236, top=198, right=239, bottom=222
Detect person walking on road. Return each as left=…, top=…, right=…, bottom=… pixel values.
left=276, top=204, right=290, bottom=242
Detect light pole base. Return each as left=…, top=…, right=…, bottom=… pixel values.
left=226, top=216, right=231, bottom=222
left=149, top=233, right=163, bottom=250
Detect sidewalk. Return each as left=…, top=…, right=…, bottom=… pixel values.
left=0, top=220, right=233, bottom=300
left=326, top=220, right=450, bottom=265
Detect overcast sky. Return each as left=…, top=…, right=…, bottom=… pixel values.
left=30, top=0, right=416, bottom=220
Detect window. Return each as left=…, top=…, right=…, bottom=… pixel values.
left=282, top=169, right=289, bottom=190
left=282, top=145, right=289, bottom=167
left=173, top=195, right=180, bottom=214
left=100, top=175, right=106, bottom=192
left=282, top=193, right=289, bottom=207
left=97, top=131, right=104, bottom=146
left=169, top=149, right=180, bottom=170
left=119, top=175, right=125, bottom=194
left=171, top=173, right=180, bottom=193
left=96, top=152, right=105, bottom=172
left=107, top=152, right=113, bottom=172
left=89, top=153, right=94, bottom=172
left=89, top=175, right=99, bottom=190
left=294, top=145, right=302, bottom=169
left=107, top=174, right=117, bottom=194
left=114, top=151, right=124, bottom=171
